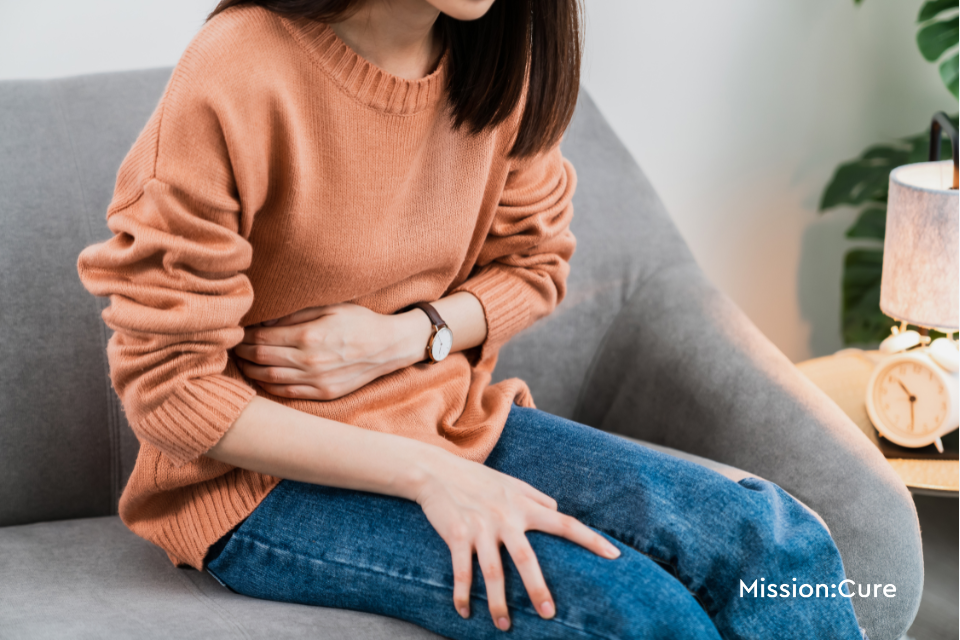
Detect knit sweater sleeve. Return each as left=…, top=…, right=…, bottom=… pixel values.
left=454, top=143, right=577, bottom=362
left=77, top=62, right=257, bottom=468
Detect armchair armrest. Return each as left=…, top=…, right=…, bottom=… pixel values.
left=576, top=263, right=922, bottom=640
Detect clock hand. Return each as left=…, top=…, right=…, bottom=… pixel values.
left=895, top=378, right=918, bottom=402
left=909, top=400, right=915, bottom=433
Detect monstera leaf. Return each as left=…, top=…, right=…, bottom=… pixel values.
left=845, top=204, right=887, bottom=241
left=855, top=0, right=959, bottom=98
left=841, top=250, right=896, bottom=344
left=818, top=125, right=950, bottom=210
left=818, top=145, right=909, bottom=210
left=917, top=0, right=959, bottom=98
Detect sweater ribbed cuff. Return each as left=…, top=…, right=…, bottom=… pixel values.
left=137, top=375, right=257, bottom=467
left=454, top=266, right=530, bottom=362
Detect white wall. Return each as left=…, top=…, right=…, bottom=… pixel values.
left=0, top=1, right=211, bottom=78
left=580, top=0, right=954, bottom=361
left=1, top=0, right=953, bottom=361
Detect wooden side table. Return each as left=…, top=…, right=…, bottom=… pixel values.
left=798, top=349, right=959, bottom=498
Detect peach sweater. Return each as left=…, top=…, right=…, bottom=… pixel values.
left=77, top=6, right=576, bottom=570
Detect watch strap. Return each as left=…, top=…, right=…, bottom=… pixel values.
left=409, top=301, right=447, bottom=329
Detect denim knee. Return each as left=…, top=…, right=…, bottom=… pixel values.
left=600, top=571, right=721, bottom=640
left=735, top=478, right=840, bottom=567
left=532, top=532, right=720, bottom=640
left=702, top=477, right=863, bottom=639
left=720, top=478, right=846, bottom=591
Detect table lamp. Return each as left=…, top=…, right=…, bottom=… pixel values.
left=863, top=112, right=960, bottom=453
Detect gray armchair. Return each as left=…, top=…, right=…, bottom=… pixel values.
left=0, top=68, right=921, bottom=640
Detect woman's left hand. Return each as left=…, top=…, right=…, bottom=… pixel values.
left=235, top=303, right=430, bottom=400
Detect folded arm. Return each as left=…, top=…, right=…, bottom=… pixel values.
left=233, top=291, right=487, bottom=400
left=237, top=142, right=577, bottom=399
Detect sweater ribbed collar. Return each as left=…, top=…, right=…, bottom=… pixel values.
left=280, top=16, right=448, bottom=116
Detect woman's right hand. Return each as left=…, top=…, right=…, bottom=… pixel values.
left=411, top=449, right=621, bottom=631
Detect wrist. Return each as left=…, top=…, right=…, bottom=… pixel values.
left=389, top=442, right=450, bottom=502
left=391, top=309, right=433, bottom=367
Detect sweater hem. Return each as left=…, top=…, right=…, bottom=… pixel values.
left=153, top=472, right=283, bottom=570
left=454, top=267, right=530, bottom=362
left=137, top=375, right=257, bottom=468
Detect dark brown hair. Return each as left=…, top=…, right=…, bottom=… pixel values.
left=208, top=0, right=582, bottom=158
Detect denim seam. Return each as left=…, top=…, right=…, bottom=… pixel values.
left=232, top=534, right=626, bottom=640
left=588, top=526, right=716, bottom=617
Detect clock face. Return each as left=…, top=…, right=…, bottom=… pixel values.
left=431, top=327, right=453, bottom=362
left=871, top=359, right=949, bottom=438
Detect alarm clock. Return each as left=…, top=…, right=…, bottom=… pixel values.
left=865, top=329, right=959, bottom=453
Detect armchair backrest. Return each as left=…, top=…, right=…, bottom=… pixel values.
left=0, top=68, right=694, bottom=527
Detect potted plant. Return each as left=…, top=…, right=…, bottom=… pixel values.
left=820, top=0, right=958, bottom=345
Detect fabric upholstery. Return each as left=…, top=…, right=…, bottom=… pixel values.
left=0, top=70, right=170, bottom=526
left=0, top=67, right=921, bottom=639
left=0, top=516, right=439, bottom=640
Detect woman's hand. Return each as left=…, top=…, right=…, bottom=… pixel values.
left=235, top=303, right=430, bottom=400
left=413, top=449, right=621, bottom=630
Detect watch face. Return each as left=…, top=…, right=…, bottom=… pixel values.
left=431, top=327, right=453, bottom=362
left=872, top=359, right=948, bottom=438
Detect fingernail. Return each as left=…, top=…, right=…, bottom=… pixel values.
left=458, top=607, right=469, bottom=619
left=605, top=542, right=621, bottom=559
left=497, top=617, right=510, bottom=631
left=540, top=601, right=555, bottom=618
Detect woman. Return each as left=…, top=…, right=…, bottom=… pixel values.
left=77, top=0, right=867, bottom=637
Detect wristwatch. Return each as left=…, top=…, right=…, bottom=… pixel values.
left=409, top=302, right=453, bottom=364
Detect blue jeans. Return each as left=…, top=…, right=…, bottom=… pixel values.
left=205, top=406, right=865, bottom=639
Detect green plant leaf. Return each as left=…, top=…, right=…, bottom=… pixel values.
left=842, top=249, right=895, bottom=344
left=941, top=54, right=960, bottom=98
left=917, top=16, right=959, bottom=62
left=821, top=116, right=957, bottom=210
left=918, top=0, right=957, bottom=23
left=906, top=130, right=934, bottom=163
left=819, top=144, right=909, bottom=210
left=845, top=205, right=886, bottom=240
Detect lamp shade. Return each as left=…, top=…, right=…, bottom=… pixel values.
left=880, top=160, right=959, bottom=331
